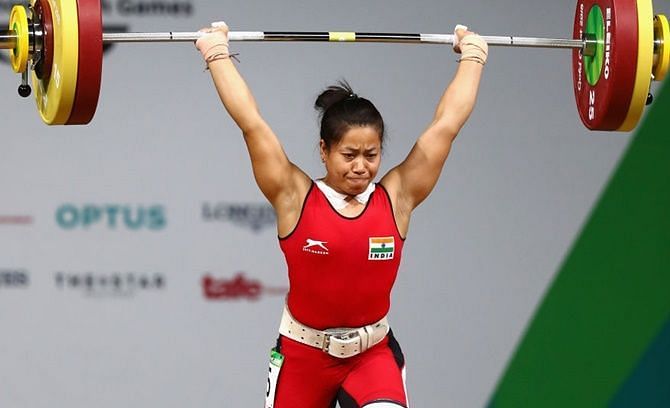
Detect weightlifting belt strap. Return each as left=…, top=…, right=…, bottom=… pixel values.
left=278, top=306, right=390, bottom=359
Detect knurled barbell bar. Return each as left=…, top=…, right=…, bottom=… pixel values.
left=0, top=0, right=668, bottom=129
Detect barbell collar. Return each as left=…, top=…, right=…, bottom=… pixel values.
left=19, top=68, right=31, bottom=97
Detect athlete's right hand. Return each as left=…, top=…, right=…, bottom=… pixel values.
left=196, top=21, right=230, bottom=60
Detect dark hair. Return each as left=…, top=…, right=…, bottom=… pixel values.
left=314, top=80, right=385, bottom=150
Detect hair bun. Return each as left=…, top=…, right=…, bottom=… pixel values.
left=314, top=79, right=356, bottom=114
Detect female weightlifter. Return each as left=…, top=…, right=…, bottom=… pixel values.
left=195, top=22, right=487, bottom=408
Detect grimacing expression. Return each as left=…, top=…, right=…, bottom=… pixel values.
left=320, top=126, right=382, bottom=196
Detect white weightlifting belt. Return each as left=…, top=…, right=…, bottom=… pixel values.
left=278, top=306, right=390, bottom=359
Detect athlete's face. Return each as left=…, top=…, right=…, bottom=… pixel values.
left=320, top=126, right=382, bottom=196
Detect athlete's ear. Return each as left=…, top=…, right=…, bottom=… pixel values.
left=319, top=139, right=327, bottom=163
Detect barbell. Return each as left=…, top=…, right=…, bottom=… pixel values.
left=1, top=0, right=668, bottom=130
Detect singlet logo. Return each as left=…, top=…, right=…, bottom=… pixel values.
left=303, top=238, right=329, bottom=255
left=368, top=237, right=394, bottom=260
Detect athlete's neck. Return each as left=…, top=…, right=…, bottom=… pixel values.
left=315, top=179, right=375, bottom=211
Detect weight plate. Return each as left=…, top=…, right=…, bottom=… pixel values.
left=584, top=5, right=605, bottom=86
left=652, top=14, right=669, bottom=82
left=618, top=0, right=654, bottom=131
left=9, top=5, right=29, bottom=73
left=33, top=0, right=79, bottom=125
left=66, top=0, right=102, bottom=125
left=573, top=0, right=639, bottom=131
left=33, top=0, right=54, bottom=80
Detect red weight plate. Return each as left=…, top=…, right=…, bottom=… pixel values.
left=33, top=0, right=54, bottom=79
left=572, top=0, right=639, bottom=130
left=66, top=0, right=102, bottom=125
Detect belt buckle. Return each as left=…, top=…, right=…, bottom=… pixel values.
left=322, top=328, right=361, bottom=358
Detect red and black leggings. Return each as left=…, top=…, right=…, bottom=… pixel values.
left=266, top=330, right=408, bottom=407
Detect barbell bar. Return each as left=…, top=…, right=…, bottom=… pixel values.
left=0, top=0, right=668, bottom=130
left=0, top=28, right=600, bottom=51
left=99, top=32, right=594, bottom=51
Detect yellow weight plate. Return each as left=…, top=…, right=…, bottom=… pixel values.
left=653, top=14, right=669, bottom=81
left=9, top=5, right=29, bottom=73
left=32, top=0, right=79, bottom=125
left=618, top=0, right=655, bottom=131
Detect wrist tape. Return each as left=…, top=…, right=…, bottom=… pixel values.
left=196, top=31, right=229, bottom=61
left=459, top=35, right=488, bottom=65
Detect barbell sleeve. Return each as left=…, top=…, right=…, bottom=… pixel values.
left=0, top=29, right=16, bottom=48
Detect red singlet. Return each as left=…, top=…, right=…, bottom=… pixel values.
left=279, top=182, right=405, bottom=329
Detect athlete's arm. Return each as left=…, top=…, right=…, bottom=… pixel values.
left=381, top=27, right=486, bottom=219
left=197, top=23, right=311, bottom=232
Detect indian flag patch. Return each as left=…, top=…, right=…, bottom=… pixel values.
left=368, top=236, right=395, bottom=260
